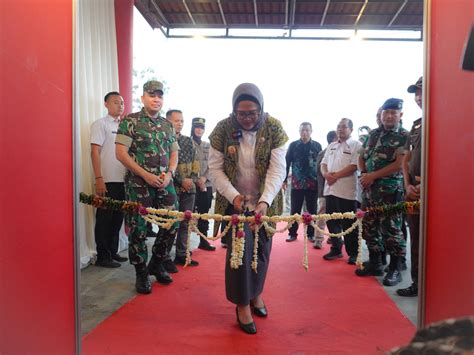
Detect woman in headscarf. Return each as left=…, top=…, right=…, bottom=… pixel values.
left=208, top=83, right=288, bottom=334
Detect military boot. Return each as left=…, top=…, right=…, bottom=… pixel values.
left=383, top=255, right=403, bottom=286
left=384, top=254, right=408, bottom=272
left=381, top=250, right=387, bottom=265
left=148, top=255, right=173, bottom=285
left=135, top=264, right=152, bottom=294
left=355, top=250, right=384, bottom=277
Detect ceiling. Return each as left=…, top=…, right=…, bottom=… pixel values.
left=135, top=0, right=424, bottom=40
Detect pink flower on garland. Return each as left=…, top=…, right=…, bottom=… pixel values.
left=138, top=206, right=148, bottom=216
left=302, top=212, right=313, bottom=225
left=254, top=213, right=263, bottom=225
left=183, top=210, right=193, bottom=220
left=231, top=214, right=240, bottom=225
left=236, top=230, right=245, bottom=238
left=356, top=209, right=366, bottom=219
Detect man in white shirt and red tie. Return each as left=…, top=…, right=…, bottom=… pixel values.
left=321, top=118, right=362, bottom=265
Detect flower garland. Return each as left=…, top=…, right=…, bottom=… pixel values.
left=251, top=213, right=264, bottom=273
left=79, top=193, right=419, bottom=272
left=230, top=217, right=245, bottom=269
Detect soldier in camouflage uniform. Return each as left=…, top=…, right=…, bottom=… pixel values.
left=356, top=98, right=409, bottom=287
left=115, top=80, right=179, bottom=294
left=166, top=109, right=201, bottom=267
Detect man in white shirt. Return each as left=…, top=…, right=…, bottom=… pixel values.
left=321, top=118, right=362, bottom=264
left=90, top=92, right=127, bottom=268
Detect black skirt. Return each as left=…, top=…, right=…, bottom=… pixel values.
left=225, top=222, right=272, bottom=305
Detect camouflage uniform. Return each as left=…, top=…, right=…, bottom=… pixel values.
left=173, top=134, right=200, bottom=259
left=360, top=125, right=409, bottom=256
left=116, top=108, right=179, bottom=267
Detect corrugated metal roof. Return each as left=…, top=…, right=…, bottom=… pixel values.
left=135, top=0, right=423, bottom=40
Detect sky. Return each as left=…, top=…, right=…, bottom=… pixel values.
left=133, top=8, right=423, bottom=145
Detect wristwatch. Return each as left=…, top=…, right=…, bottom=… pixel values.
left=168, top=169, right=176, bottom=178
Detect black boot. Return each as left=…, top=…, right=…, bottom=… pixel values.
left=148, top=255, right=173, bottom=285
left=383, top=255, right=403, bottom=286
left=135, top=264, right=152, bottom=294
left=384, top=254, right=408, bottom=272
left=355, top=250, right=384, bottom=277
left=163, top=258, right=178, bottom=273
left=381, top=250, right=387, bottom=265
left=400, top=255, right=407, bottom=270
left=397, top=283, right=418, bottom=297
left=198, top=237, right=216, bottom=251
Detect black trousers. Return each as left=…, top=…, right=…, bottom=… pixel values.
left=194, top=186, right=213, bottom=236
left=289, top=188, right=317, bottom=238
left=95, top=182, right=125, bottom=262
left=407, top=213, right=420, bottom=284
left=326, top=195, right=358, bottom=257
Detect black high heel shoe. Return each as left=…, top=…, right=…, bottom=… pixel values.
left=236, top=307, right=257, bottom=334
left=250, top=304, right=268, bottom=318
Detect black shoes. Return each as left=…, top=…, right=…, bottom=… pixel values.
left=382, top=255, right=403, bottom=286
left=198, top=241, right=216, bottom=251
left=251, top=304, right=268, bottom=318
left=163, top=259, right=178, bottom=273
left=174, top=255, right=199, bottom=266
left=397, top=283, right=418, bottom=297
left=383, top=269, right=402, bottom=286
left=384, top=261, right=407, bottom=272
left=236, top=307, right=257, bottom=334
left=135, top=266, right=152, bottom=294
left=355, top=264, right=384, bottom=277
left=148, top=263, right=173, bottom=285
left=286, top=235, right=297, bottom=242
left=347, top=256, right=357, bottom=265
left=355, top=250, right=384, bottom=277
left=221, top=243, right=228, bottom=249
left=112, top=254, right=128, bottom=262
left=323, top=250, right=343, bottom=260
left=356, top=265, right=384, bottom=276
left=96, top=259, right=121, bottom=268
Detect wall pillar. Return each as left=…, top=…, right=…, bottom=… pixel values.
left=115, top=0, right=134, bottom=114
left=423, top=0, right=474, bottom=325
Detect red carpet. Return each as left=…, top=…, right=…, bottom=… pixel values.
left=83, top=226, right=415, bottom=354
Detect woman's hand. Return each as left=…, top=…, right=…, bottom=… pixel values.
left=233, top=195, right=245, bottom=213
left=255, top=201, right=269, bottom=216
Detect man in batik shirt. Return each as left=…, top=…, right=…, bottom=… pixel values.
left=284, top=122, right=322, bottom=242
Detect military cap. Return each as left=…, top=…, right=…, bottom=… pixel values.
left=192, top=117, right=206, bottom=128
left=381, top=98, right=403, bottom=110
left=143, top=80, right=164, bottom=94
left=407, top=76, right=423, bottom=93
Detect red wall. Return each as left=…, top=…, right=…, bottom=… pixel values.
left=424, top=0, right=474, bottom=324
left=115, top=0, right=134, bottom=115
left=0, top=1, right=76, bottom=354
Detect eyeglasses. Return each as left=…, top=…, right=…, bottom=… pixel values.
left=236, top=110, right=259, bottom=119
